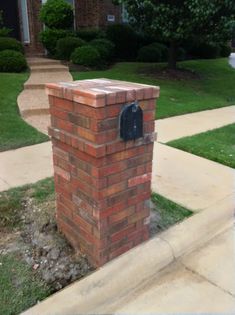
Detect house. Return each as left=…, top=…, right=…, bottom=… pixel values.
left=0, top=0, right=125, bottom=55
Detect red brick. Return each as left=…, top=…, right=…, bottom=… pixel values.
left=90, top=117, right=118, bottom=132
left=128, top=173, right=152, bottom=187
left=54, top=165, right=71, bottom=181
left=50, top=106, right=69, bottom=120
left=106, top=104, right=123, bottom=117
left=109, top=206, right=135, bottom=224
left=106, top=141, right=126, bottom=155
left=53, top=117, right=74, bottom=133
left=109, top=242, right=133, bottom=260
left=139, top=99, right=155, bottom=111
left=128, top=207, right=150, bottom=224
left=74, top=102, right=106, bottom=119
left=92, top=160, right=127, bottom=177
left=68, top=113, right=90, bottom=128
left=74, top=214, right=93, bottom=233
left=99, top=201, right=126, bottom=219
left=109, top=146, right=145, bottom=163
left=53, top=96, right=73, bottom=111
left=144, top=111, right=155, bottom=122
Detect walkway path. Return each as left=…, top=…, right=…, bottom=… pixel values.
left=17, top=57, right=72, bottom=134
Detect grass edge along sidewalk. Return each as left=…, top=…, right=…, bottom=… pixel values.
left=0, top=72, right=48, bottom=152
left=167, top=123, right=235, bottom=169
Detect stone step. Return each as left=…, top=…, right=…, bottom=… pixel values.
left=24, top=71, right=73, bottom=89
left=24, top=83, right=45, bottom=90
left=27, top=57, right=61, bottom=67
left=30, top=64, right=69, bottom=73
left=18, top=89, right=50, bottom=117
left=23, top=113, right=51, bottom=135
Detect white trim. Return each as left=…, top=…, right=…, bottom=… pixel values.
left=20, top=0, right=30, bottom=43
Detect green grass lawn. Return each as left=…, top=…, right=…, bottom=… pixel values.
left=151, top=193, right=193, bottom=233
left=0, top=254, right=50, bottom=315
left=72, top=58, right=235, bottom=119
left=167, top=123, right=235, bottom=168
left=0, top=73, right=48, bottom=152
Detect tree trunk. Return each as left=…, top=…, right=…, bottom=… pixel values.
left=168, top=41, right=177, bottom=69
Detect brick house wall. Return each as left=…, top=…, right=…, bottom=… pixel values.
left=16, top=0, right=122, bottom=55
left=75, top=0, right=122, bottom=28
left=22, top=0, right=44, bottom=55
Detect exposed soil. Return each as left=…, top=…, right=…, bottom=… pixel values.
left=138, top=65, right=201, bottom=81
left=0, top=195, right=92, bottom=293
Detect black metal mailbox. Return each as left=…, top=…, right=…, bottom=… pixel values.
left=120, top=102, right=143, bottom=141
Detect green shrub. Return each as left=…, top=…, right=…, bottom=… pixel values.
left=137, top=43, right=168, bottom=62
left=0, top=50, right=27, bottom=72
left=90, top=38, right=114, bottom=61
left=106, top=24, right=139, bottom=60
left=40, top=0, right=73, bottom=29
left=56, top=36, right=85, bottom=60
left=40, top=28, right=73, bottom=56
left=71, top=45, right=102, bottom=67
left=177, top=47, right=186, bottom=61
left=219, top=44, right=231, bottom=57
left=0, top=27, right=12, bottom=37
left=0, top=37, right=23, bottom=53
left=76, top=28, right=105, bottom=42
left=137, top=45, right=162, bottom=62
left=190, top=42, right=220, bottom=59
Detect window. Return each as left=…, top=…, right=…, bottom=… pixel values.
left=19, top=0, right=30, bottom=43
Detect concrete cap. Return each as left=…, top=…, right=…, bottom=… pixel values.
left=46, top=78, right=160, bottom=107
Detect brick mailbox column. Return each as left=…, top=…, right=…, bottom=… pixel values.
left=46, top=79, right=159, bottom=267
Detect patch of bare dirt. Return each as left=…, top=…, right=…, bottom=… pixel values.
left=0, top=195, right=92, bottom=292
left=138, top=66, right=201, bottom=81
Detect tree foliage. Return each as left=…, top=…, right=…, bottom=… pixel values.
left=114, top=0, right=235, bottom=68
left=40, top=0, right=74, bottom=29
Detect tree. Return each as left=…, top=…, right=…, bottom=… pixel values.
left=114, top=0, right=235, bottom=69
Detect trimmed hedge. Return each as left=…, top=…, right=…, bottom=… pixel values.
left=137, top=43, right=168, bottom=62
left=71, top=45, right=101, bottom=67
left=76, top=28, right=105, bottom=42
left=0, top=50, right=27, bottom=72
left=0, top=27, right=12, bottom=37
left=190, top=42, right=220, bottom=59
left=0, top=37, right=23, bottom=53
left=56, top=36, right=85, bottom=60
left=40, top=0, right=73, bottom=29
left=220, top=44, right=231, bottom=57
left=39, top=29, right=73, bottom=56
left=106, top=24, right=139, bottom=60
left=90, top=38, right=114, bottom=61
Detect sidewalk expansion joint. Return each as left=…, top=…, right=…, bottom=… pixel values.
left=180, top=255, right=235, bottom=298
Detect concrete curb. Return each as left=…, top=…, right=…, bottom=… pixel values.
left=21, top=195, right=234, bottom=315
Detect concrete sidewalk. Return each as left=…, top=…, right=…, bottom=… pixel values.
left=156, top=105, right=235, bottom=143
